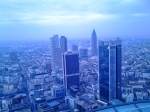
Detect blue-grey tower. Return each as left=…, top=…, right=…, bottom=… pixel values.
left=98, top=38, right=122, bottom=102
left=60, top=36, right=67, bottom=53
left=50, top=35, right=62, bottom=76
left=63, top=52, right=80, bottom=93
left=91, top=29, right=97, bottom=56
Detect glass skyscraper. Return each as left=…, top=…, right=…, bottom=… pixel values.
left=62, top=52, right=80, bottom=92
left=60, top=36, right=67, bottom=53
left=98, top=38, right=122, bottom=102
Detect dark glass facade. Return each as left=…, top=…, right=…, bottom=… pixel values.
left=116, top=44, right=122, bottom=100
left=63, top=52, right=80, bottom=90
left=98, top=42, right=109, bottom=101
left=66, top=75, right=80, bottom=89
left=64, top=54, right=79, bottom=75
left=98, top=39, right=122, bottom=101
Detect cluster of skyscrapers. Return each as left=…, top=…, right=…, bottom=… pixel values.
left=0, top=29, right=125, bottom=112
left=49, top=35, right=80, bottom=96
left=49, top=29, right=122, bottom=104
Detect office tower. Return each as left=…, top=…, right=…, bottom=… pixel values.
left=91, top=29, right=97, bottom=56
left=60, top=36, right=67, bottom=53
left=98, top=38, right=122, bottom=102
left=50, top=35, right=62, bottom=75
left=63, top=52, right=80, bottom=93
left=72, top=44, right=78, bottom=51
left=79, top=47, right=88, bottom=58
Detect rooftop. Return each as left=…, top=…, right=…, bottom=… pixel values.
left=87, top=100, right=150, bottom=112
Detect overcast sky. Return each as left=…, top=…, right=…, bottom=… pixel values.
left=0, top=0, right=150, bottom=42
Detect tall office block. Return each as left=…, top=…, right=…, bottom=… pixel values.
left=60, top=36, right=67, bottom=53
left=98, top=38, right=122, bottom=102
left=50, top=35, right=62, bottom=75
left=91, top=29, right=97, bottom=56
left=63, top=52, right=80, bottom=92
left=72, top=44, right=78, bottom=51
left=79, top=47, right=88, bottom=58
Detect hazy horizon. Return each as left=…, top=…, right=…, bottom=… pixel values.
left=0, top=0, right=150, bottom=42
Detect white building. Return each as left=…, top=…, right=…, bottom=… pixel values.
left=50, top=35, right=62, bottom=76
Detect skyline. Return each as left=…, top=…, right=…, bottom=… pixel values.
left=0, top=0, right=150, bottom=42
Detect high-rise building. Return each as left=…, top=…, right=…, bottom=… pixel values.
left=91, top=29, right=97, bottom=56
left=60, top=36, right=67, bottom=53
left=62, top=52, right=80, bottom=93
left=72, top=44, right=78, bottom=51
left=79, top=47, right=88, bottom=58
left=50, top=35, right=62, bottom=75
left=98, top=38, right=122, bottom=102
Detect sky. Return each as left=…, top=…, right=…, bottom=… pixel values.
left=0, top=0, right=150, bottom=42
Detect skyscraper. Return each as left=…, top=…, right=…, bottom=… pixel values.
left=63, top=52, right=80, bottom=93
left=72, top=44, right=78, bottom=51
left=98, top=38, right=122, bottom=102
left=50, top=35, right=62, bottom=75
left=60, top=36, right=67, bottom=53
left=79, top=47, right=88, bottom=58
left=91, top=29, right=97, bottom=56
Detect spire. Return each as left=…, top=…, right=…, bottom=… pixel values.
left=91, top=29, right=97, bottom=56
left=92, top=29, right=96, bottom=36
left=92, top=29, right=96, bottom=33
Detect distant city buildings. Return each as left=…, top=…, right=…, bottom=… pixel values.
left=62, top=52, right=80, bottom=94
left=9, top=52, right=19, bottom=63
left=49, top=35, right=62, bottom=75
left=98, top=38, right=122, bottom=102
left=1, top=31, right=150, bottom=112
left=91, top=29, right=97, bottom=56
left=60, top=36, right=68, bottom=53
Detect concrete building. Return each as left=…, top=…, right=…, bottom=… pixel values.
left=50, top=35, right=62, bottom=75
left=51, top=84, right=66, bottom=98
left=60, top=36, right=67, bottom=53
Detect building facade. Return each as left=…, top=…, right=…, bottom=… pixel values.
left=60, top=36, right=67, bottom=53
left=72, top=44, right=78, bottom=51
left=51, top=85, right=66, bottom=98
left=98, top=38, right=122, bottom=102
left=91, top=29, right=97, bottom=56
left=63, top=52, right=80, bottom=93
left=79, top=47, right=88, bottom=58
left=50, top=35, right=62, bottom=75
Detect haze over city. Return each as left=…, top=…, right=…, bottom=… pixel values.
left=0, top=0, right=150, bottom=42
left=1, top=1, right=150, bottom=112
